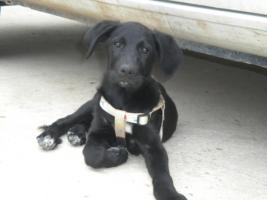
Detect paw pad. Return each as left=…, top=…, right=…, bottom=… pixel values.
left=37, top=135, right=57, bottom=151
left=67, top=131, right=85, bottom=146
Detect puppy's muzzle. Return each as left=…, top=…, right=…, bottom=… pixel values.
left=118, top=64, right=137, bottom=77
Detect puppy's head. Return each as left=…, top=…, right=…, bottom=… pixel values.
left=83, top=21, right=183, bottom=91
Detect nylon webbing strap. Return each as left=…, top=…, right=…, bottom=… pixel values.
left=99, top=94, right=165, bottom=143
left=114, top=111, right=126, bottom=139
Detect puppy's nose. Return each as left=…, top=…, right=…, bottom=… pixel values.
left=119, top=64, right=136, bottom=76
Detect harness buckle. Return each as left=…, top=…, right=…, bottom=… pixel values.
left=137, top=113, right=150, bottom=125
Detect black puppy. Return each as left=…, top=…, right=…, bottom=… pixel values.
left=37, top=21, right=186, bottom=200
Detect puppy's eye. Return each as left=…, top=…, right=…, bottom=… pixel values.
left=142, top=47, right=149, bottom=54
left=113, top=41, right=122, bottom=48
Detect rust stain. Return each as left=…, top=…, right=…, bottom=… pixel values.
left=17, top=0, right=101, bottom=23
left=16, top=0, right=171, bottom=34
left=99, top=2, right=171, bottom=34
left=197, top=20, right=208, bottom=31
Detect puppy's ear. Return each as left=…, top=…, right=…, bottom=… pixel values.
left=154, top=31, right=183, bottom=76
left=83, top=21, right=120, bottom=58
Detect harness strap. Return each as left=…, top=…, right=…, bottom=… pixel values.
left=99, top=94, right=165, bottom=141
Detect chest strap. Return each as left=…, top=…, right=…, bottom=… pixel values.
left=99, top=94, right=165, bottom=141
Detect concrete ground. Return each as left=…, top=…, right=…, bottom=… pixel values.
left=0, top=6, right=267, bottom=200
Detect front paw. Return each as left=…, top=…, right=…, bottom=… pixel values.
left=67, top=125, right=86, bottom=146
left=171, top=193, right=187, bottom=200
left=154, top=185, right=187, bottom=200
left=156, top=192, right=187, bottom=200
left=37, top=134, right=57, bottom=151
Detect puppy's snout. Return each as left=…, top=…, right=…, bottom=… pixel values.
left=119, top=64, right=136, bottom=76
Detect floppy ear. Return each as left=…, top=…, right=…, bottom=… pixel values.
left=154, top=31, right=183, bottom=76
left=83, top=21, right=120, bottom=58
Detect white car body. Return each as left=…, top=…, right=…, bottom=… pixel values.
left=3, top=0, right=267, bottom=66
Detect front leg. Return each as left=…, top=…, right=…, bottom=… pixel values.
left=37, top=94, right=98, bottom=150
left=135, top=127, right=187, bottom=200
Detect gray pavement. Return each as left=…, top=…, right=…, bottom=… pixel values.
left=0, top=6, right=267, bottom=200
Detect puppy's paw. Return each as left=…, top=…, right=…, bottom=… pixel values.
left=67, top=131, right=85, bottom=146
left=179, top=195, right=187, bottom=200
left=159, top=192, right=187, bottom=200
left=67, top=125, right=86, bottom=146
left=37, top=135, right=57, bottom=151
left=105, top=146, right=128, bottom=167
left=172, top=194, right=187, bottom=200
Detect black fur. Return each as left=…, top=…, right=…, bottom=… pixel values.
left=37, top=21, right=186, bottom=200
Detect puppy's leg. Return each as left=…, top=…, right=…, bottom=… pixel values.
left=135, top=128, right=187, bottom=200
left=37, top=95, right=97, bottom=150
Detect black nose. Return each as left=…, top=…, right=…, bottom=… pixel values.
left=119, top=64, right=136, bottom=76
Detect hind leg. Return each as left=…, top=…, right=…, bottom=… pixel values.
left=37, top=94, right=98, bottom=150
left=83, top=115, right=128, bottom=168
left=83, top=132, right=128, bottom=168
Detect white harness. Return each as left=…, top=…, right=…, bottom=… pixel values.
left=99, top=94, right=165, bottom=141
